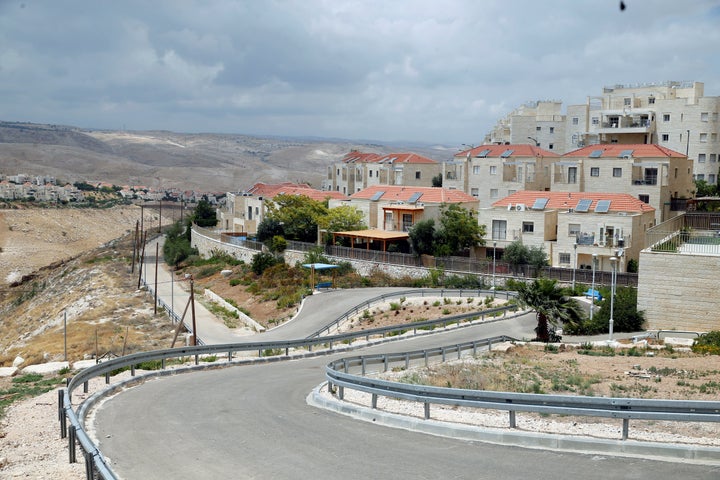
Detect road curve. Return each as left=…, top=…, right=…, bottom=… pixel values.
left=91, top=307, right=720, bottom=479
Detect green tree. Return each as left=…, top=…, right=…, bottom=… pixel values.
left=431, top=173, right=443, bottom=187
left=516, top=278, right=584, bottom=342
left=256, top=218, right=284, bottom=243
left=251, top=251, right=279, bottom=275
left=408, top=219, right=437, bottom=256
left=502, top=240, right=529, bottom=273
left=575, top=286, right=645, bottom=335
left=192, top=199, right=217, bottom=227
left=318, top=204, right=366, bottom=242
left=435, top=204, right=485, bottom=256
left=527, top=245, right=549, bottom=274
left=265, top=194, right=328, bottom=242
left=694, top=179, right=717, bottom=198
left=163, top=221, right=197, bottom=266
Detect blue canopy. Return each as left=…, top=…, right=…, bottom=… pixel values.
left=302, top=263, right=339, bottom=270
left=584, top=289, right=602, bottom=300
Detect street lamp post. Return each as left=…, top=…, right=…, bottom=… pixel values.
left=590, top=253, right=597, bottom=320
left=527, top=136, right=539, bottom=146
left=572, top=242, right=578, bottom=292
left=492, top=241, right=497, bottom=296
left=609, top=256, right=618, bottom=341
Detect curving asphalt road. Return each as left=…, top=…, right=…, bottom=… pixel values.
left=92, top=248, right=720, bottom=479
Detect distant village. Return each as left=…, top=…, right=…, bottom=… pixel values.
left=0, top=173, right=222, bottom=205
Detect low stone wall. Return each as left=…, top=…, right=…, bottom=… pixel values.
left=192, top=227, right=504, bottom=286
left=203, top=289, right=266, bottom=332
left=638, top=250, right=719, bottom=332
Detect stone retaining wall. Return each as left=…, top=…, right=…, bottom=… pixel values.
left=638, top=250, right=719, bottom=332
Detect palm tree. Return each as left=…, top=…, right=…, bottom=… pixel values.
left=516, top=278, right=584, bottom=342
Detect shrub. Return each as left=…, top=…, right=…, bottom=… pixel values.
left=251, top=252, right=279, bottom=275
left=693, top=331, right=720, bottom=355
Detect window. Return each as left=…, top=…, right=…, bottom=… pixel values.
left=572, top=117, right=579, bottom=125
left=369, top=170, right=373, bottom=177
left=663, top=114, right=670, bottom=122
left=714, top=112, right=719, bottom=122
left=590, top=167, right=600, bottom=177
left=522, top=222, right=534, bottom=233
left=700, top=133, right=708, bottom=143
left=639, top=194, right=650, bottom=204
left=613, top=168, right=622, bottom=177
left=536, top=126, right=541, bottom=131
left=713, top=133, right=718, bottom=142
left=402, top=214, right=413, bottom=231
left=415, top=171, right=421, bottom=180
left=559, top=253, right=571, bottom=265
left=697, top=174, right=705, bottom=181
left=491, top=219, right=507, bottom=240
left=490, top=189, right=499, bottom=199
left=568, top=224, right=581, bottom=236
left=548, top=143, right=554, bottom=150
left=255, top=207, right=259, bottom=215
left=710, top=174, right=716, bottom=184
left=472, top=165, right=480, bottom=175
left=699, top=154, right=706, bottom=163
left=711, top=154, right=717, bottom=163
left=507, top=189, right=516, bottom=196
left=649, top=97, right=655, bottom=104
left=624, top=98, right=631, bottom=106
left=592, top=117, right=599, bottom=125
left=661, top=134, right=669, bottom=142
left=489, top=165, right=497, bottom=175
left=568, top=166, right=577, bottom=183
left=701, top=112, right=709, bottom=122
left=247, top=206, right=253, bottom=220
left=470, top=188, right=479, bottom=197
left=549, top=127, right=555, bottom=134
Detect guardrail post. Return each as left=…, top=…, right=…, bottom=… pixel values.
left=68, top=425, right=77, bottom=463
left=195, top=354, right=199, bottom=365
left=59, top=390, right=67, bottom=438
left=343, top=359, right=348, bottom=373
left=361, top=358, right=366, bottom=376
left=161, top=358, right=166, bottom=369
left=84, top=451, right=94, bottom=480
left=83, top=381, right=89, bottom=393
left=404, top=353, right=409, bottom=370
left=131, top=365, right=135, bottom=376
left=424, top=351, right=429, bottom=367
left=372, top=393, right=378, bottom=409
left=424, top=402, right=430, bottom=420
left=472, top=341, right=477, bottom=357
left=509, top=410, right=516, bottom=428
left=383, top=356, right=388, bottom=372
left=456, top=344, right=461, bottom=359
left=228, top=350, right=233, bottom=362
left=329, top=340, right=333, bottom=350
left=105, top=372, right=109, bottom=384
left=441, top=347, right=446, bottom=362
left=338, top=386, right=344, bottom=400
left=622, top=419, right=629, bottom=440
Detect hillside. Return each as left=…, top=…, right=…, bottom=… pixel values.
left=0, top=121, right=453, bottom=192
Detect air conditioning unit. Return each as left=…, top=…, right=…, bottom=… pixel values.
left=507, top=204, right=514, bottom=211
left=516, top=203, right=526, bottom=211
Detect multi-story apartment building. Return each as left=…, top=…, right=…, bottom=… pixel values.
left=553, top=144, right=694, bottom=224
left=443, top=144, right=558, bottom=208
left=484, top=101, right=567, bottom=152
left=485, top=81, right=719, bottom=181
left=325, top=151, right=441, bottom=195
left=218, top=182, right=347, bottom=235
left=477, top=190, right=656, bottom=272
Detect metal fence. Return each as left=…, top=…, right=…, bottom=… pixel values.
left=325, top=343, right=720, bottom=443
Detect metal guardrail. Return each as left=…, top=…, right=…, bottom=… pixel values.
left=58, top=302, right=526, bottom=479
left=325, top=341, right=720, bottom=442
left=305, top=288, right=517, bottom=338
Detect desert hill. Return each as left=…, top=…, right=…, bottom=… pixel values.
left=0, top=121, right=453, bottom=192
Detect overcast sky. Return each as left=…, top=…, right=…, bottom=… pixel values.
left=1, top=1, right=719, bottom=145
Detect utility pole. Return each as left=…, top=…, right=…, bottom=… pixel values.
left=154, top=242, right=159, bottom=315
left=131, top=220, right=139, bottom=274
left=189, top=277, right=197, bottom=346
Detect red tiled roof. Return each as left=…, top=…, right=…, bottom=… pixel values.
left=343, top=151, right=382, bottom=163
left=563, top=144, right=685, bottom=158
left=492, top=190, right=655, bottom=213
left=375, top=152, right=437, bottom=164
left=455, top=144, right=560, bottom=159
left=246, top=182, right=347, bottom=201
left=351, top=185, right=478, bottom=204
